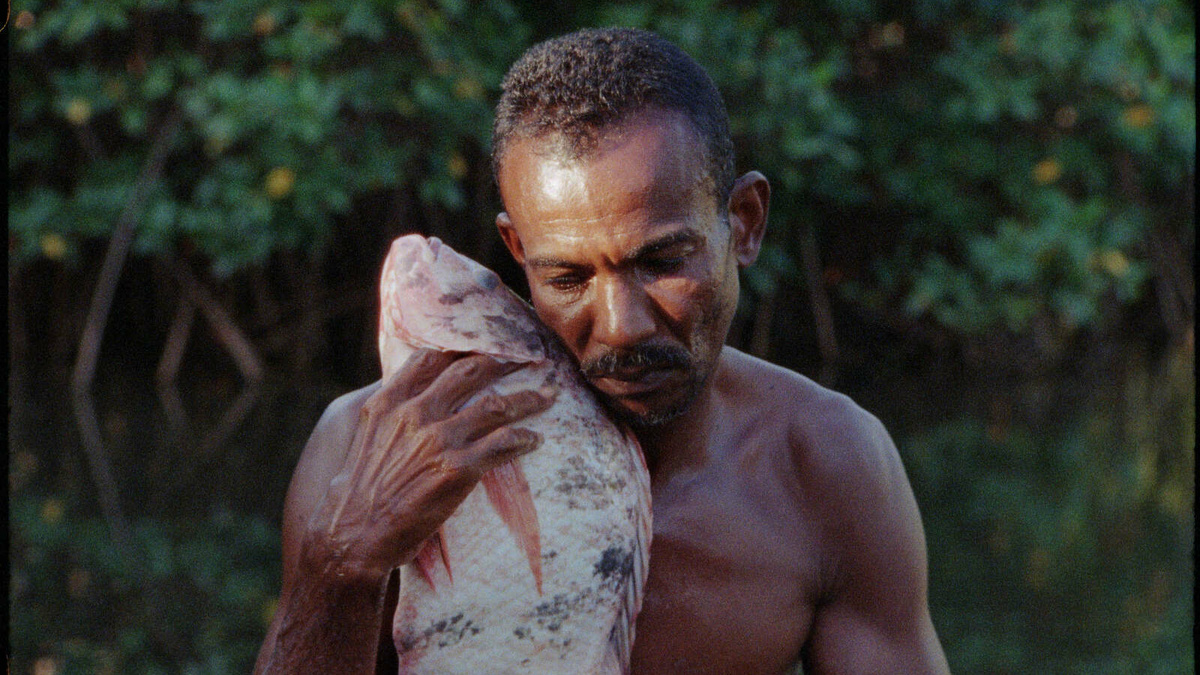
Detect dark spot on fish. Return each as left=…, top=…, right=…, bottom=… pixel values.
left=594, top=546, right=634, bottom=583
left=475, top=268, right=501, bottom=291
left=483, top=313, right=543, bottom=355
left=439, top=293, right=466, bottom=305
left=461, top=331, right=478, bottom=339
left=412, top=615, right=483, bottom=651
left=483, top=313, right=521, bottom=334
left=514, top=626, right=530, bottom=639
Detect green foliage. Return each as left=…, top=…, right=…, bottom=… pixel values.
left=10, top=0, right=1191, bottom=331
left=9, top=0, right=527, bottom=275
left=10, top=492, right=281, bottom=674
left=903, top=343, right=1194, bottom=672
left=862, top=0, right=1194, bottom=337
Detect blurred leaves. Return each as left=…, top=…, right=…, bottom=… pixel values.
left=11, top=494, right=281, bottom=674
left=9, top=0, right=528, bottom=275
left=903, top=337, right=1194, bottom=672
left=8, top=0, right=1193, bottom=331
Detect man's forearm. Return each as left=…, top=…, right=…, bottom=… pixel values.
left=259, top=562, right=392, bottom=675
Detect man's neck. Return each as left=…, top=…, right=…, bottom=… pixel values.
left=634, top=353, right=728, bottom=479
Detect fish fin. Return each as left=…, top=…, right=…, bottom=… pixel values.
left=600, top=630, right=630, bottom=675
left=604, top=504, right=650, bottom=673
left=481, top=460, right=542, bottom=594
left=413, top=529, right=452, bottom=590
left=606, top=428, right=652, bottom=673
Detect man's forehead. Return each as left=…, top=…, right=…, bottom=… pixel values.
left=498, top=109, right=715, bottom=214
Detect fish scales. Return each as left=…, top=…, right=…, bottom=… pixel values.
left=378, top=235, right=652, bottom=674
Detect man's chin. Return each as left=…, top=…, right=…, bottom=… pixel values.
left=600, top=389, right=696, bottom=430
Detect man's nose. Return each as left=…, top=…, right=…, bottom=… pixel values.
left=592, top=275, right=656, bottom=349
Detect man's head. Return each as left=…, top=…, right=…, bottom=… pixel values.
left=492, top=27, right=735, bottom=209
left=492, top=29, right=769, bottom=430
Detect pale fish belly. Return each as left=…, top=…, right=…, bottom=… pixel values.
left=378, top=235, right=652, bottom=675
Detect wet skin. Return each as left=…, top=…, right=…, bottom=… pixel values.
left=256, top=109, right=949, bottom=674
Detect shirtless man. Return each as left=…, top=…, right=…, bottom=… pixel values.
left=256, top=28, right=949, bottom=674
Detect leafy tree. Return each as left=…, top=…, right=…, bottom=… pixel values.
left=10, top=0, right=528, bottom=275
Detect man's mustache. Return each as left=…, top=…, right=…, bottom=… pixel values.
left=579, top=343, right=692, bottom=379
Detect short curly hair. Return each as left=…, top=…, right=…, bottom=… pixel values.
left=492, top=27, right=735, bottom=208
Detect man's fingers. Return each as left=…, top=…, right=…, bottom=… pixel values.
left=467, top=427, right=543, bottom=473
left=374, top=349, right=462, bottom=408
left=452, top=387, right=556, bottom=443
left=419, top=354, right=528, bottom=419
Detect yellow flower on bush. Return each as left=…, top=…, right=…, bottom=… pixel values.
left=1123, top=104, right=1155, bottom=129
left=65, top=98, right=91, bottom=126
left=253, top=11, right=277, bottom=36
left=1033, top=158, right=1061, bottom=184
left=447, top=152, right=468, bottom=179
left=265, top=167, right=296, bottom=199
left=1094, top=249, right=1130, bottom=277
left=41, top=498, right=65, bottom=524
left=40, top=234, right=67, bottom=260
left=453, top=77, right=484, bottom=101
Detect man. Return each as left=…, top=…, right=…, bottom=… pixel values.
left=256, top=28, right=949, bottom=674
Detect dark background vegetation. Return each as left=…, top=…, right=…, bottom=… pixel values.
left=8, top=1, right=1193, bottom=673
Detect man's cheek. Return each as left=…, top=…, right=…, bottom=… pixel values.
left=650, top=277, right=714, bottom=326
left=530, top=299, right=586, bottom=351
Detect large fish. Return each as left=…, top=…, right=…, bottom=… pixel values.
left=378, top=234, right=652, bottom=674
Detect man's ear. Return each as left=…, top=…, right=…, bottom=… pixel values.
left=726, top=171, right=770, bottom=268
left=496, top=212, right=526, bottom=266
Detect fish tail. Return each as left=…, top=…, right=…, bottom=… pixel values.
left=414, top=529, right=452, bottom=590
left=481, top=459, right=543, bottom=594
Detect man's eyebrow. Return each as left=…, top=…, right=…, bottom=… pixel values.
left=524, top=230, right=702, bottom=270
left=526, top=256, right=583, bottom=270
left=627, top=230, right=702, bottom=260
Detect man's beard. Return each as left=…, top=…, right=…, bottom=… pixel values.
left=579, top=342, right=703, bottom=429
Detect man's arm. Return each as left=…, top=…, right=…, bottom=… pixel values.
left=799, top=403, right=950, bottom=674
left=254, top=350, right=554, bottom=674
left=254, top=384, right=384, bottom=674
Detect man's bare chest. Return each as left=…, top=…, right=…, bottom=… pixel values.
left=628, top=467, right=820, bottom=674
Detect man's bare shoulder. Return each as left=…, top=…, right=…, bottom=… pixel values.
left=282, top=382, right=382, bottom=541
left=720, top=347, right=908, bottom=515
left=298, top=383, right=382, bottom=474
left=721, top=348, right=886, bottom=451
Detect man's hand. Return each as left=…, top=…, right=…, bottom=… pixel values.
left=305, top=348, right=555, bottom=578
left=256, top=348, right=554, bottom=674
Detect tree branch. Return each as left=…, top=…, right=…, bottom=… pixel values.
left=69, top=107, right=182, bottom=557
